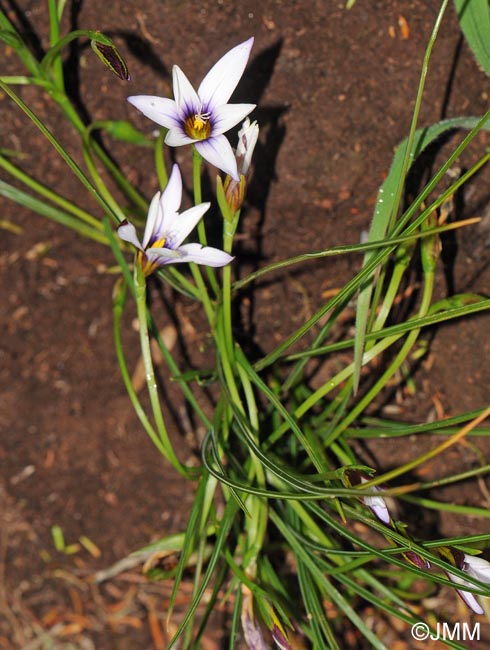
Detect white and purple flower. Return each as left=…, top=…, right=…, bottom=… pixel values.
left=118, top=164, right=233, bottom=275
left=128, top=38, right=255, bottom=181
left=446, top=552, right=490, bottom=615
left=343, top=469, right=391, bottom=525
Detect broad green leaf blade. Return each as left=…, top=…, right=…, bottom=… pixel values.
left=455, top=0, right=490, bottom=73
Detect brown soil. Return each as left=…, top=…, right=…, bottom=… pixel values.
left=1, top=1, right=490, bottom=648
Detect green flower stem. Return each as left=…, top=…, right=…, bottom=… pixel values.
left=3, top=43, right=147, bottom=214
left=47, top=0, right=64, bottom=90
left=192, top=147, right=220, bottom=297
left=147, top=317, right=211, bottom=430
left=134, top=263, right=191, bottom=478
left=221, top=212, right=240, bottom=362
left=215, top=317, right=244, bottom=415
left=192, top=147, right=206, bottom=244
left=82, top=128, right=148, bottom=214
left=154, top=128, right=168, bottom=189
left=236, top=362, right=267, bottom=570
left=40, top=29, right=92, bottom=76
left=113, top=279, right=170, bottom=458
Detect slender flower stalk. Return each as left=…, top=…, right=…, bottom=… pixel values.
left=117, top=164, right=233, bottom=276
left=128, top=38, right=255, bottom=180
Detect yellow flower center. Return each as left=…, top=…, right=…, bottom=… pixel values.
left=184, top=110, right=211, bottom=140
left=150, top=237, right=166, bottom=249
left=138, top=237, right=166, bottom=277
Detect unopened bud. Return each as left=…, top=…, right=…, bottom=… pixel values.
left=224, top=174, right=247, bottom=214
left=403, top=550, right=430, bottom=569
left=343, top=468, right=391, bottom=525
left=224, top=118, right=259, bottom=214
left=90, top=32, right=130, bottom=81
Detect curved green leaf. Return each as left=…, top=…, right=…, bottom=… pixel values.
left=354, top=114, right=490, bottom=392
left=455, top=0, right=490, bottom=74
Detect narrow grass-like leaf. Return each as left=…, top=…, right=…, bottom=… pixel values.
left=271, top=509, right=389, bottom=650
left=354, top=113, right=490, bottom=391
left=168, top=498, right=239, bottom=649
left=347, top=406, right=490, bottom=439
left=233, top=217, right=480, bottom=292
left=0, top=11, right=41, bottom=75
left=0, top=179, right=108, bottom=244
left=0, top=81, right=118, bottom=219
left=0, top=154, right=103, bottom=230
left=455, top=0, right=490, bottom=73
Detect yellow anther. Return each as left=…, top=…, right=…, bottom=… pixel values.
left=193, top=115, right=207, bottom=130
left=184, top=110, right=211, bottom=140
left=149, top=237, right=166, bottom=249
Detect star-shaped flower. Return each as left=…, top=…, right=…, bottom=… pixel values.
left=128, top=38, right=255, bottom=181
left=118, top=164, right=233, bottom=275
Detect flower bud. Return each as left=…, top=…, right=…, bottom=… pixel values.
left=90, top=31, right=130, bottom=81
left=439, top=546, right=490, bottom=615
left=343, top=468, right=391, bottom=525
left=224, top=118, right=259, bottom=213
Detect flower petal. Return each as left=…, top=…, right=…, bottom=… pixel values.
left=237, top=118, right=259, bottom=175
left=165, top=203, right=211, bottom=249
left=117, top=219, right=143, bottom=250
left=175, top=243, right=234, bottom=267
left=145, top=247, right=185, bottom=265
left=464, top=555, right=490, bottom=582
left=448, top=573, right=485, bottom=615
left=211, top=103, right=256, bottom=136
left=363, top=494, right=390, bottom=525
left=165, top=128, right=196, bottom=147
left=457, top=589, right=485, bottom=615
left=198, top=37, right=254, bottom=108
left=142, top=192, right=162, bottom=248
left=159, top=164, right=183, bottom=234
left=173, top=65, right=200, bottom=115
left=127, top=95, right=181, bottom=129
left=196, top=135, right=239, bottom=180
